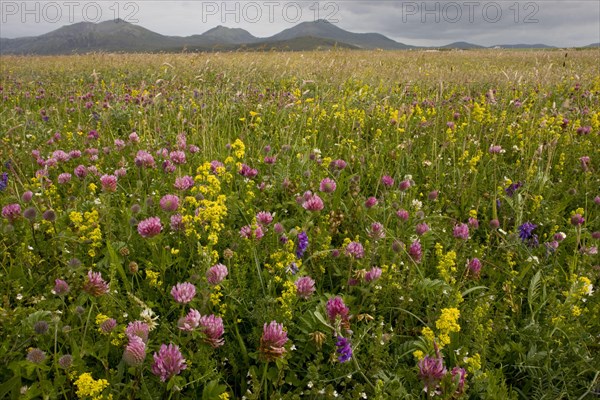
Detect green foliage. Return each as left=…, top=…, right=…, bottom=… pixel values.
left=0, top=50, right=599, bottom=399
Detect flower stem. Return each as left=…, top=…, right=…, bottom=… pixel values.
left=260, top=361, right=269, bottom=400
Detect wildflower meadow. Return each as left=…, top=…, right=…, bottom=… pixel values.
left=0, top=50, right=599, bottom=399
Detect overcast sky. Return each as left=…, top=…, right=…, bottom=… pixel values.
left=1, top=1, right=599, bottom=46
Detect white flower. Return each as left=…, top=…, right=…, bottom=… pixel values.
left=411, top=199, right=422, bottom=210
left=140, top=308, right=159, bottom=330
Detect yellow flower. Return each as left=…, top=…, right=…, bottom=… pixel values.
left=146, top=270, right=162, bottom=287
left=435, top=308, right=461, bottom=347
left=95, top=313, right=110, bottom=325
left=577, top=277, right=593, bottom=297
left=422, top=326, right=435, bottom=343
left=74, top=372, right=109, bottom=399
left=436, top=249, right=457, bottom=284
left=436, top=308, right=461, bottom=334
left=464, top=353, right=481, bottom=373
left=231, top=138, right=245, bottom=159
left=69, top=211, right=83, bottom=226
left=277, top=280, right=297, bottom=321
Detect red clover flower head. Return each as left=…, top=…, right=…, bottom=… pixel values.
left=134, top=150, right=155, bottom=168
left=151, top=344, right=187, bottom=382
left=159, top=194, right=180, bottom=212
left=408, top=239, right=423, bottom=263
left=453, top=223, right=469, bottom=240
left=240, top=224, right=264, bottom=240
left=137, top=217, right=162, bottom=238
left=369, top=222, right=385, bottom=240
left=295, top=276, right=316, bottom=299
left=396, top=209, right=409, bottom=221
left=302, top=192, right=324, bottom=211
left=416, top=222, right=430, bottom=236
left=381, top=175, right=394, bottom=187
left=171, top=282, right=196, bottom=304
left=169, top=150, right=186, bottom=165
left=2, top=203, right=21, bottom=222
left=126, top=321, right=150, bottom=343
left=178, top=309, right=201, bottom=332
left=199, top=314, right=225, bottom=348
left=345, top=241, right=364, bottom=259
left=123, top=335, right=146, bottom=367
left=58, top=172, right=72, bottom=184
left=100, top=174, right=117, bottom=192
left=256, top=211, right=273, bottom=226
left=174, top=175, right=195, bottom=190
left=319, top=178, right=337, bottom=193
left=468, top=258, right=482, bottom=278
left=260, top=321, right=288, bottom=361
left=364, top=196, right=378, bottom=208
left=83, top=270, right=109, bottom=296
left=206, top=264, right=228, bottom=285
left=326, top=296, right=350, bottom=325
left=365, top=267, right=382, bottom=282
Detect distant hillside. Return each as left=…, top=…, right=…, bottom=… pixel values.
left=191, top=25, right=259, bottom=45
left=1, top=19, right=179, bottom=54
left=266, top=19, right=412, bottom=50
left=244, top=36, right=359, bottom=51
left=492, top=43, right=555, bottom=49
left=0, top=19, right=577, bottom=55
left=0, top=19, right=406, bottom=54
left=440, top=42, right=484, bottom=49
left=163, top=36, right=359, bottom=53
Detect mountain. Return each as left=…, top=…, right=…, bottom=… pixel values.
left=492, top=43, right=555, bottom=49
left=440, top=41, right=484, bottom=49
left=242, top=36, right=359, bottom=51
left=195, top=25, right=259, bottom=44
left=1, top=19, right=568, bottom=55
left=584, top=42, right=600, bottom=48
left=265, top=19, right=412, bottom=50
left=159, top=36, right=359, bottom=53
left=1, top=19, right=179, bottom=54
